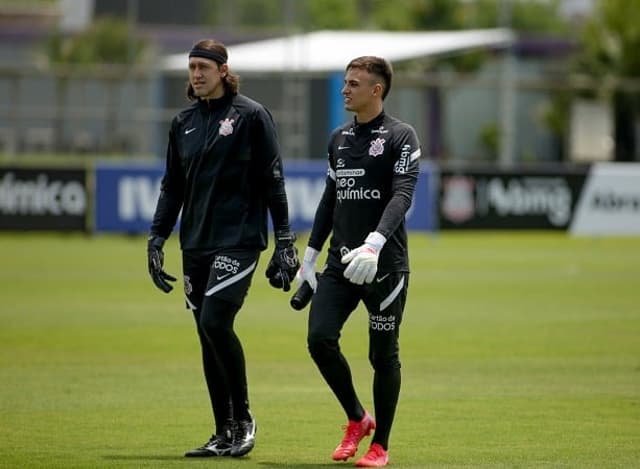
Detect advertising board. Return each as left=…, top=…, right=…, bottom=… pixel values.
left=0, top=166, right=88, bottom=231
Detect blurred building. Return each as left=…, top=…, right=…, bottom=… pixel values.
left=0, top=0, right=267, bottom=156
left=1, top=0, right=628, bottom=164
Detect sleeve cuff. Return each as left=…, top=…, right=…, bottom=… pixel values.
left=304, top=246, right=320, bottom=264
left=365, top=231, right=387, bottom=251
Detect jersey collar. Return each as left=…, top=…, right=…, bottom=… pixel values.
left=198, top=93, right=232, bottom=112
left=353, top=111, right=386, bottom=134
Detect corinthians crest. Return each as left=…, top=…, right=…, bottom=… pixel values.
left=183, top=275, right=193, bottom=295
left=369, top=138, right=386, bottom=157
left=219, top=118, right=235, bottom=136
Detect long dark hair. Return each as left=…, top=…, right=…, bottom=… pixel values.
left=186, top=39, right=240, bottom=100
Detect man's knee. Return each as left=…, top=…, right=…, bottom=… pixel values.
left=199, top=298, right=238, bottom=341
left=369, top=350, right=401, bottom=372
left=307, top=333, right=339, bottom=365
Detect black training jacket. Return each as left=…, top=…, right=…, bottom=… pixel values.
left=150, top=93, right=290, bottom=251
left=308, top=111, right=421, bottom=273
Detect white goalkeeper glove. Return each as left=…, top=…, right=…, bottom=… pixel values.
left=341, top=232, right=387, bottom=285
left=296, top=246, right=319, bottom=292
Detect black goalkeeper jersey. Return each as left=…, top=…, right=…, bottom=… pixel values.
left=150, top=93, right=290, bottom=251
left=308, top=111, right=421, bottom=273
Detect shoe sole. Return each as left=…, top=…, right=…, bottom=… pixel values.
left=331, top=416, right=376, bottom=461
left=355, top=460, right=389, bottom=467
left=231, top=443, right=255, bottom=458
left=184, top=449, right=231, bottom=457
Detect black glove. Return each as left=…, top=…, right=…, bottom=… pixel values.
left=265, top=230, right=300, bottom=292
left=147, top=235, right=177, bottom=293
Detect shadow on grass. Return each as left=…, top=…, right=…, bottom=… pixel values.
left=102, top=455, right=184, bottom=461
left=258, top=463, right=336, bottom=468
left=102, top=456, right=336, bottom=467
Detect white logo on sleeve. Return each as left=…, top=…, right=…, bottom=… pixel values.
left=394, top=144, right=417, bottom=174
left=185, top=128, right=196, bottom=135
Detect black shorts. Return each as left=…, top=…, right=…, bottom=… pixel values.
left=182, top=248, right=260, bottom=311
left=308, top=266, right=409, bottom=341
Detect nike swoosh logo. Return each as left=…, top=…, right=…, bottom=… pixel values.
left=338, top=146, right=350, bottom=150
left=185, top=128, right=196, bottom=134
left=376, top=273, right=390, bottom=283
left=216, top=273, right=232, bottom=280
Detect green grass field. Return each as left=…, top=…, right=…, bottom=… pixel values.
left=1, top=232, right=639, bottom=468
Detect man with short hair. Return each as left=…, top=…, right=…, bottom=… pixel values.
left=147, top=38, right=299, bottom=458
left=297, top=56, right=421, bottom=467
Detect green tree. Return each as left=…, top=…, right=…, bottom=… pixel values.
left=463, top=0, right=567, bottom=34
left=573, top=0, right=640, bottom=161
left=202, top=0, right=570, bottom=37
left=304, top=0, right=360, bottom=30
left=205, top=0, right=288, bottom=33
left=41, top=16, right=149, bottom=153
left=372, top=0, right=463, bottom=31
left=44, top=16, right=147, bottom=66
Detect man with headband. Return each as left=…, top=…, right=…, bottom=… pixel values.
left=147, top=39, right=299, bottom=458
